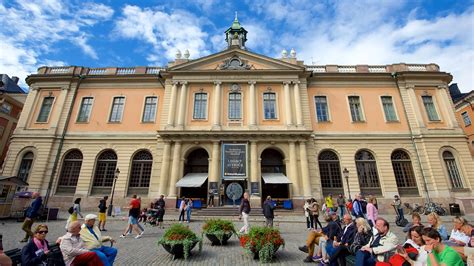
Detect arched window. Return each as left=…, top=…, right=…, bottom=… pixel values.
left=355, top=150, right=381, bottom=195
left=129, top=150, right=152, bottom=188
left=17, top=152, right=34, bottom=181
left=92, top=150, right=117, bottom=194
left=443, top=151, right=463, bottom=188
left=57, top=150, right=83, bottom=194
left=391, top=150, right=418, bottom=196
left=318, top=151, right=343, bottom=195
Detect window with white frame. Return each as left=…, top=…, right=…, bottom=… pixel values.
left=109, top=96, right=125, bottom=122
left=37, top=96, right=54, bottom=122
left=348, top=96, right=364, bottom=122
left=314, top=96, right=329, bottom=122
left=442, top=151, right=463, bottom=189
left=381, top=96, right=397, bottom=121
left=142, top=96, right=158, bottom=122
left=228, top=92, right=242, bottom=120
left=18, top=152, right=34, bottom=181
left=263, top=92, right=277, bottom=119
left=461, top=111, right=471, bottom=127
left=193, top=93, right=207, bottom=119
left=77, top=97, right=93, bottom=122
left=422, top=95, right=440, bottom=121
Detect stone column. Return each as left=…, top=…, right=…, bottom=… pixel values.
left=284, top=81, right=293, bottom=126
left=288, top=141, right=300, bottom=196
left=406, top=85, right=425, bottom=129
left=438, top=85, right=459, bottom=128
left=293, top=81, right=304, bottom=127
left=166, top=82, right=178, bottom=127
left=299, top=141, right=312, bottom=197
left=176, top=82, right=188, bottom=128
left=212, top=81, right=222, bottom=129
left=158, top=141, right=171, bottom=195
left=210, top=141, right=220, bottom=183
left=248, top=81, right=257, bottom=128
left=250, top=141, right=258, bottom=184
left=168, top=141, right=182, bottom=197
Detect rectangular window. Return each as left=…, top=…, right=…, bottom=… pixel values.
left=193, top=93, right=207, bottom=119
left=381, top=96, right=397, bottom=121
left=228, top=93, right=242, bottom=119
left=348, top=96, right=363, bottom=122
left=36, top=96, right=54, bottom=122
left=109, top=96, right=125, bottom=122
left=263, top=92, right=277, bottom=119
left=142, top=96, right=158, bottom=122
left=314, top=96, right=329, bottom=122
left=461, top=111, right=471, bottom=126
left=422, top=96, right=440, bottom=121
left=0, top=102, right=12, bottom=115
left=77, top=97, right=93, bottom=122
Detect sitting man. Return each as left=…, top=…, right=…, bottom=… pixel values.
left=60, top=221, right=103, bottom=266
left=299, top=211, right=342, bottom=263
left=355, top=217, right=398, bottom=266
left=327, top=214, right=356, bottom=266
left=80, top=214, right=117, bottom=266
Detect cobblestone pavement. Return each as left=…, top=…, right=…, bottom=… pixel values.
left=1, top=211, right=463, bottom=265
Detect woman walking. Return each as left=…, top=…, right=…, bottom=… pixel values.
left=366, top=196, right=378, bottom=228
left=178, top=197, right=186, bottom=222
left=304, top=199, right=313, bottom=230
left=309, top=198, right=323, bottom=229
left=65, top=198, right=83, bottom=231
left=186, top=198, right=193, bottom=223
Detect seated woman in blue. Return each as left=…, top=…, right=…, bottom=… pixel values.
left=21, top=224, right=65, bottom=266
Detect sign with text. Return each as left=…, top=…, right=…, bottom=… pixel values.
left=222, top=143, right=247, bottom=178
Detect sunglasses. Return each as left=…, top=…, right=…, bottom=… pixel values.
left=37, top=231, right=48, bottom=234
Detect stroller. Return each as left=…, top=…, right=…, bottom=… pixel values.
left=393, top=205, right=408, bottom=227
left=145, top=209, right=159, bottom=226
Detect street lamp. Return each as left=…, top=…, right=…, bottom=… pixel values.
left=107, top=168, right=120, bottom=217
left=343, top=168, right=351, bottom=201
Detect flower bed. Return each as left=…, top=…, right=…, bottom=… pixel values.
left=239, top=226, right=285, bottom=263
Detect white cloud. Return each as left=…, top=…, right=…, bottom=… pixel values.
left=113, top=5, right=209, bottom=64
left=0, top=0, right=113, bottom=88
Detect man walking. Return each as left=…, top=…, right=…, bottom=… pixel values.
left=120, top=195, right=143, bottom=239
left=98, top=196, right=108, bottom=231
left=239, top=192, right=251, bottom=234
left=219, top=184, right=225, bottom=206
left=263, top=196, right=275, bottom=227
left=20, top=192, right=42, bottom=242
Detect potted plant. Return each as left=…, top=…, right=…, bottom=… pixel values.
left=202, top=219, right=236, bottom=245
left=239, top=226, right=285, bottom=263
left=158, top=224, right=202, bottom=259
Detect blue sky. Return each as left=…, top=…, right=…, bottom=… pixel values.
left=1, top=0, right=473, bottom=92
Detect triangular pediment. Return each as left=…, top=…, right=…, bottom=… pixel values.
left=168, top=47, right=304, bottom=72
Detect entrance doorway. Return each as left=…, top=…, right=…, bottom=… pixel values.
left=260, top=148, right=290, bottom=205
left=179, top=148, right=209, bottom=202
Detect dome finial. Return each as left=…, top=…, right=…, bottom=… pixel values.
left=235, top=11, right=238, bottom=22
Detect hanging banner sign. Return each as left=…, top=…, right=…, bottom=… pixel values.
left=222, top=143, right=247, bottom=178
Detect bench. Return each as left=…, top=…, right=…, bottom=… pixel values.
left=5, top=248, right=21, bottom=266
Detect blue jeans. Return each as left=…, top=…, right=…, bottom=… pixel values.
left=355, top=250, right=376, bottom=266
left=397, top=208, right=405, bottom=221
left=186, top=208, right=191, bottom=223
left=127, top=222, right=144, bottom=234
left=339, top=205, right=345, bottom=217
left=92, top=246, right=118, bottom=266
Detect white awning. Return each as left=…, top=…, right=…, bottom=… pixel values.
left=176, top=173, right=208, bottom=187
left=262, top=173, right=292, bottom=184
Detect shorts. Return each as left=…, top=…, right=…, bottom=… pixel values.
left=98, top=212, right=106, bottom=222
left=128, top=216, right=138, bottom=225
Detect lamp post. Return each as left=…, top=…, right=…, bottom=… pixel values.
left=343, top=168, right=351, bottom=201
left=107, top=168, right=120, bottom=217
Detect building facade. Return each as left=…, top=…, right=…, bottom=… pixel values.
left=450, top=84, right=474, bottom=157
left=2, top=19, right=474, bottom=213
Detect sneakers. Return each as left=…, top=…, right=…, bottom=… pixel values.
left=303, top=256, right=314, bottom=263
left=135, top=234, right=142, bottom=239
left=139, top=230, right=144, bottom=236
left=298, top=245, right=309, bottom=253
left=20, top=239, right=28, bottom=243
left=119, top=234, right=126, bottom=238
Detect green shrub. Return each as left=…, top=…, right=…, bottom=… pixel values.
left=158, top=224, right=202, bottom=259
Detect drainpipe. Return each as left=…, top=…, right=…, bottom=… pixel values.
left=392, top=72, right=431, bottom=202
left=44, top=75, right=86, bottom=207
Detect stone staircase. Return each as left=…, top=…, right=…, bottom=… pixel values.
left=194, top=206, right=264, bottom=216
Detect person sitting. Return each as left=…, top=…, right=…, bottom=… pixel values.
left=445, top=216, right=470, bottom=247
left=403, top=212, right=423, bottom=233
left=382, top=225, right=427, bottom=266
left=60, top=221, right=103, bottom=266
left=21, top=224, right=65, bottom=266
left=355, top=217, right=398, bottom=266
left=327, top=214, right=356, bottom=266
left=427, top=212, right=448, bottom=241
left=453, top=232, right=474, bottom=265
left=348, top=218, right=373, bottom=255
left=80, top=214, right=117, bottom=266
left=422, top=227, right=463, bottom=266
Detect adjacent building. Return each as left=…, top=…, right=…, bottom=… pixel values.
left=2, top=18, right=473, bottom=213
left=450, top=83, right=474, bottom=157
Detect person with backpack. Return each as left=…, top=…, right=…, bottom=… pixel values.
left=65, top=198, right=83, bottom=232
left=20, top=192, right=43, bottom=243
left=263, top=196, right=276, bottom=227
left=352, top=194, right=364, bottom=219
left=98, top=196, right=108, bottom=231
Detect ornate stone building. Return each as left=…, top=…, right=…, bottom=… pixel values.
left=2, top=18, right=473, bottom=213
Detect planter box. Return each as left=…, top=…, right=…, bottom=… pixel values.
left=161, top=241, right=198, bottom=260
left=205, top=232, right=233, bottom=246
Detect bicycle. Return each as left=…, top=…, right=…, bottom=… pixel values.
left=423, top=202, right=447, bottom=216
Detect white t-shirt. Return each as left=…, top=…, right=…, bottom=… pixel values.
left=404, top=239, right=428, bottom=266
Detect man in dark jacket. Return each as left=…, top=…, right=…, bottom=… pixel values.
left=327, top=214, right=356, bottom=266
left=21, top=192, right=43, bottom=242
left=263, top=196, right=275, bottom=227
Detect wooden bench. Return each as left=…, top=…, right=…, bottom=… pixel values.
left=5, top=248, right=21, bottom=266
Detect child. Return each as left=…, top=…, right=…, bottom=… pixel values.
left=138, top=208, right=147, bottom=223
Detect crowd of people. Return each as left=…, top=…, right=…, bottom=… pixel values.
left=298, top=193, right=473, bottom=265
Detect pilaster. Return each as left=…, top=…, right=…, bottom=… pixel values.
left=283, top=81, right=293, bottom=126
left=168, top=141, right=182, bottom=197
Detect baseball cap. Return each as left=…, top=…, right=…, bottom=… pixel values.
left=84, top=214, right=97, bottom=221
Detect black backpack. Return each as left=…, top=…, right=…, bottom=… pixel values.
left=67, top=206, right=74, bottom=214
left=360, top=200, right=368, bottom=214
